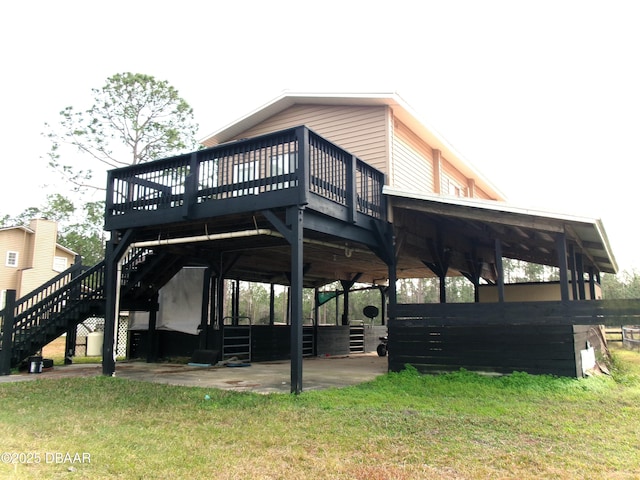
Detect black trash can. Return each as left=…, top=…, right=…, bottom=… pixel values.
left=28, top=356, right=43, bottom=374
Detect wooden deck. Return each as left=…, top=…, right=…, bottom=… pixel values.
left=103, top=125, right=393, bottom=288
left=106, top=126, right=385, bottom=231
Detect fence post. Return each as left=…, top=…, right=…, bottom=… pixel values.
left=0, top=290, right=16, bottom=375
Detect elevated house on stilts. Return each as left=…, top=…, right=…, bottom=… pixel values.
left=2, top=92, right=636, bottom=392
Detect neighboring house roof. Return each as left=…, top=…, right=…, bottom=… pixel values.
left=201, top=91, right=507, bottom=202
left=0, top=224, right=77, bottom=257
left=0, top=225, right=32, bottom=235
left=55, top=243, right=77, bottom=257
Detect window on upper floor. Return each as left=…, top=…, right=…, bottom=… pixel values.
left=445, top=178, right=466, bottom=198
left=5, top=251, right=18, bottom=267
left=232, top=160, right=259, bottom=196
left=270, top=153, right=297, bottom=190
left=53, top=256, right=68, bottom=273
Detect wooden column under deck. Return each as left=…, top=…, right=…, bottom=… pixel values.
left=102, top=230, right=133, bottom=376
left=146, top=300, right=159, bottom=363
left=494, top=239, right=505, bottom=303
left=290, top=206, right=304, bottom=394
left=556, top=232, right=570, bottom=302
left=102, top=240, right=118, bottom=376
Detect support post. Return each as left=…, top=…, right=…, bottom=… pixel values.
left=207, top=274, right=218, bottom=352
left=425, top=232, right=450, bottom=304
left=231, top=280, right=240, bottom=325
left=379, top=286, right=387, bottom=326
left=313, top=287, right=319, bottom=325
left=346, top=154, right=357, bottom=223
left=295, top=126, right=310, bottom=206
left=438, top=275, right=446, bottom=303
left=102, top=230, right=133, bottom=376
left=386, top=247, right=397, bottom=373
left=588, top=268, right=597, bottom=300
left=199, top=270, right=211, bottom=350
left=576, top=253, right=586, bottom=300
left=64, top=255, right=83, bottom=365
left=147, top=301, right=159, bottom=363
left=569, top=244, right=578, bottom=301
left=341, top=281, right=350, bottom=325
left=0, top=290, right=16, bottom=375
left=495, top=239, right=505, bottom=303
left=339, top=275, right=362, bottom=325
left=215, top=275, right=225, bottom=356
left=102, top=240, right=118, bottom=376
left=269, top=283, right=275, bottom=326
left=556, top=232, right=570, bottom=302
left=313, top=286, right=319, bottom=354
left=290, top=206, right=304, bottom=394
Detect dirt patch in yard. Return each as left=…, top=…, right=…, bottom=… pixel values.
left=41, top=337, right=67, bottom=358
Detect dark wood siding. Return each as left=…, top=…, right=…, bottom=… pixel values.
left=389, top=322, right=580, bottom=377
left=389, top=299, right=640, bottom=378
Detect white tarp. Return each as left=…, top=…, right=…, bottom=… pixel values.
left=128, top=267, right=205, bottom=335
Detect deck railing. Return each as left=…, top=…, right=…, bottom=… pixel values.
left=106, top=126, right=385, bottom=228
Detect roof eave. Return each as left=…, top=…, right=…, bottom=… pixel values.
left=384, top=186, right=618, bottom=275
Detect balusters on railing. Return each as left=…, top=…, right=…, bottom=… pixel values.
left=9, top=261, right=107, bottom=354
left=106, top=126, right=385, bottom=223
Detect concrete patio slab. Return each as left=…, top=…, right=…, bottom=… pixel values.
left=0, top=353, right=388, bottom=393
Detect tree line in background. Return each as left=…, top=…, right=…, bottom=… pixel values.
left=227, top=262, right=640, bottom=327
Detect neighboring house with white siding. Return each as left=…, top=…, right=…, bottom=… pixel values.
left=201, top=92, right=504, bottom=203
left=0, top=219, right=77, bottom=306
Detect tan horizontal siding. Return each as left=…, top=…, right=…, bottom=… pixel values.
left=473, top=185, right=492, bottom=200
left=0, top=229, right=30, bottom=293
left=391, top=120, right=434, bottom=192
left=0, top=230, right=30, bottom=268
left=230, top=105, right=389, bottom=174
left=441, top=156, right=470, bottom=197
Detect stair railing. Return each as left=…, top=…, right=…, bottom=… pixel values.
left=0, top=245, right=161, bottom=367
left=11, top=262, right=106, bottom=354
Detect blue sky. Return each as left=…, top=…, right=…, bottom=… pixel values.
left=2, top=0, right=638, bottom=271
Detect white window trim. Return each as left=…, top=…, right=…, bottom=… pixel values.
left=5, top=251, right=18, bottom=267
left=53, top=256, right=68, bottom=273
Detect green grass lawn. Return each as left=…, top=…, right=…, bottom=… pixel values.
left=1, top=348, right=639, bottom=480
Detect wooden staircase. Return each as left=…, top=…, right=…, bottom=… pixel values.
left=1, top=262, right=106, bottom=369
left=0, top=247, right=184, bottom=370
